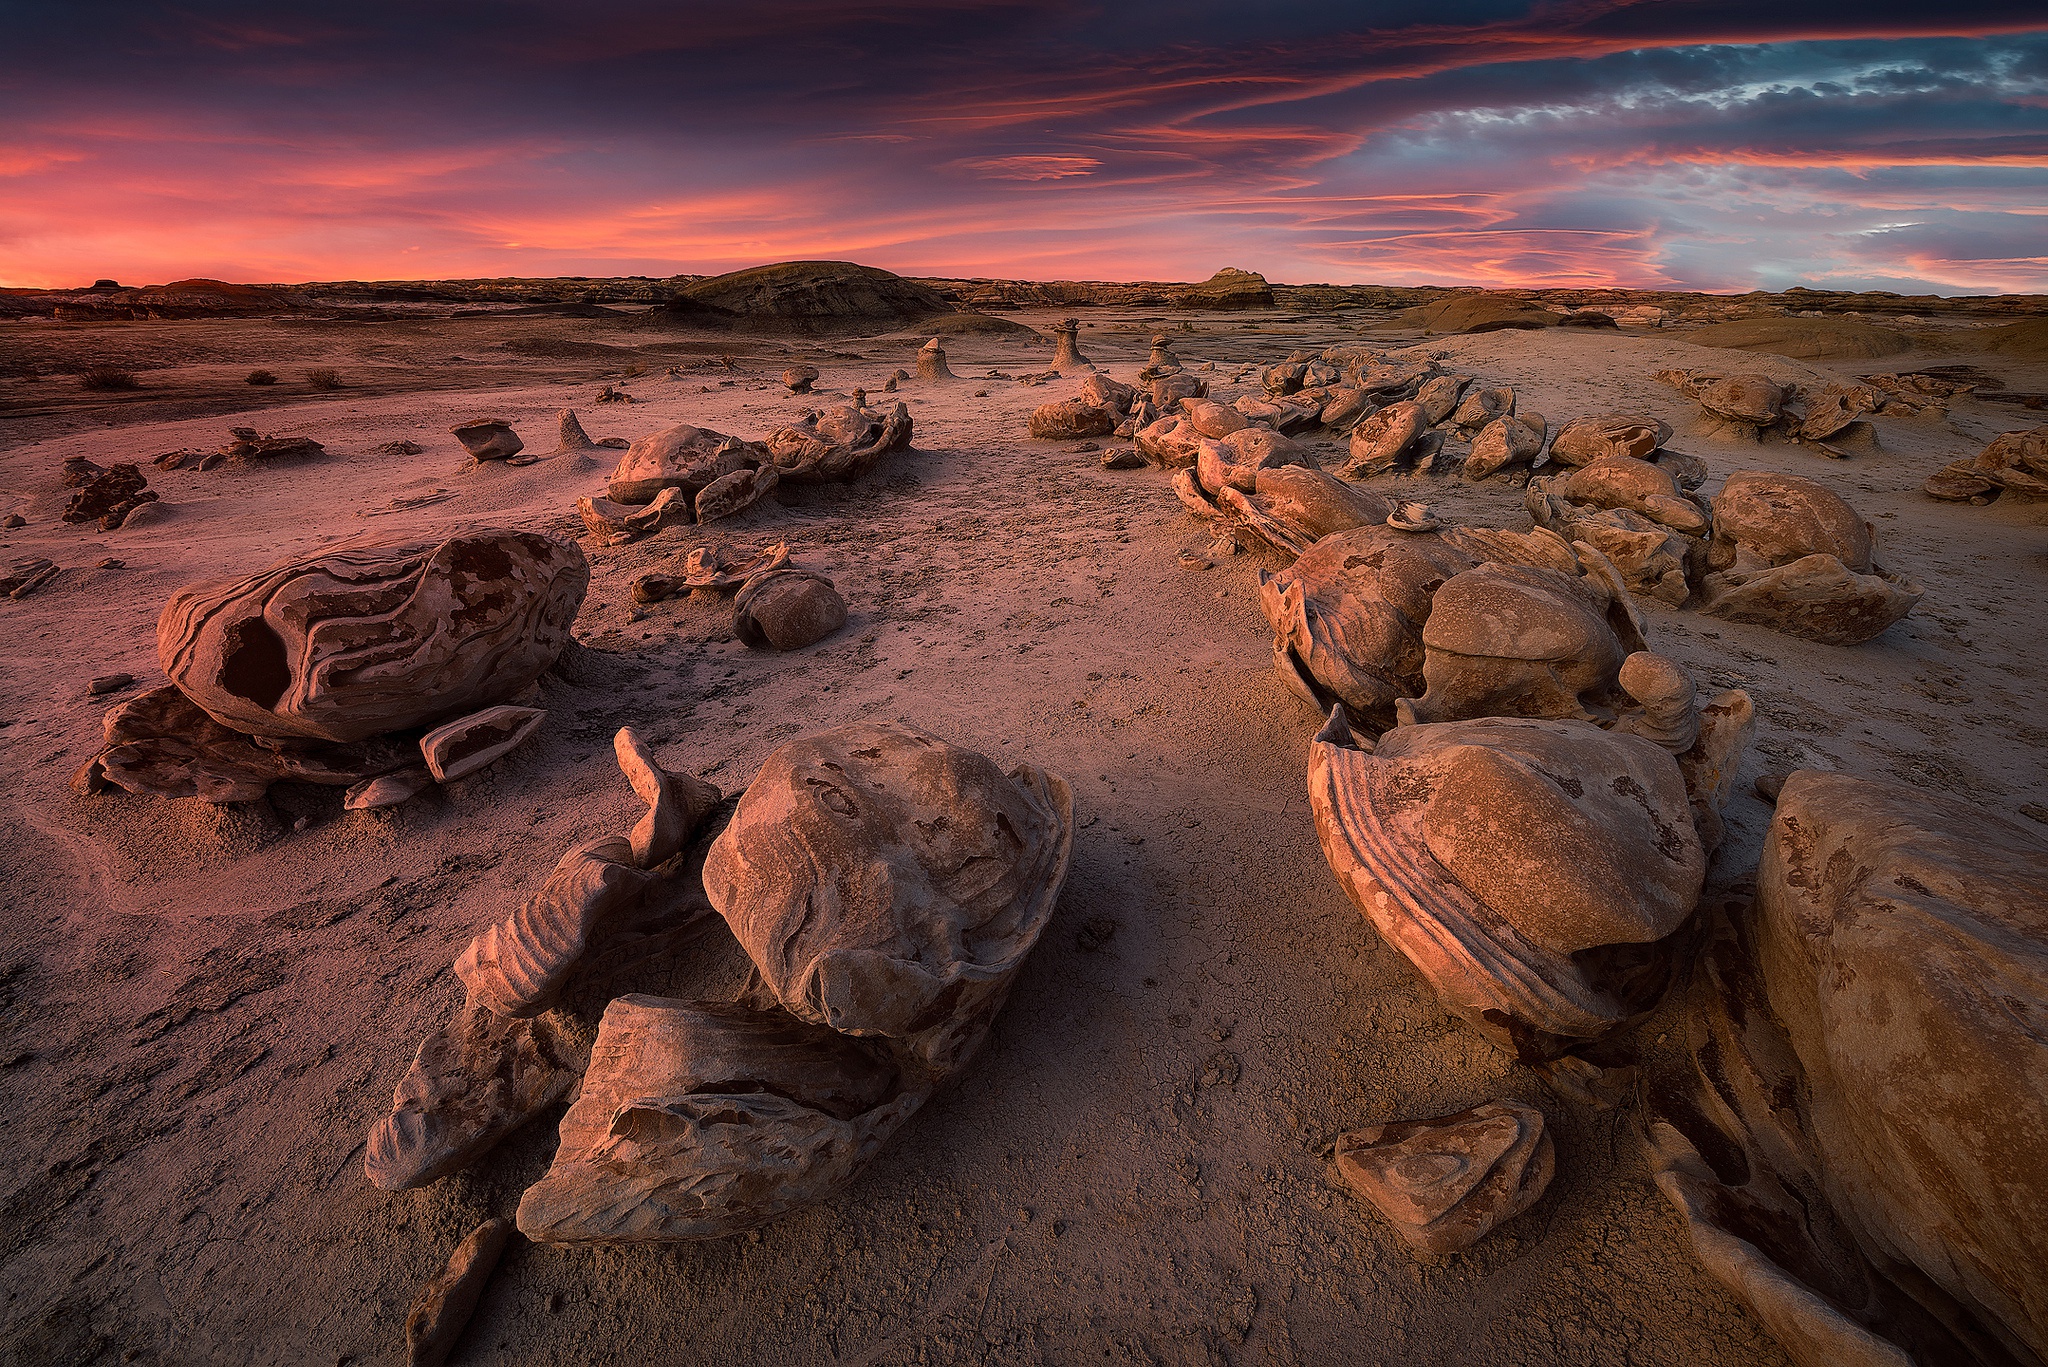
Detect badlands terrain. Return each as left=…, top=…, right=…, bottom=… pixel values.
left=0, top=266, right=2044, bottom=1366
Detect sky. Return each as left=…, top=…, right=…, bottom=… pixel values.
left=1, top=1, right=2045, bottom=294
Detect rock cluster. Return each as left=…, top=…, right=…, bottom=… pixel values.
left=1925, top=423, right=2048, bottom=503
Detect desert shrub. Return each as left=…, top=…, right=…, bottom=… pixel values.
left=304, top=368, right=341, bottom=390
left=81, top=366, right=140, bottom=391
left=246, top=369, right=277, bottom=385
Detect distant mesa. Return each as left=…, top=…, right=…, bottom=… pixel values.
left=1178, top=267, right=1274, bottom=310
left=1402, top=295, right=1559, bottom=335
left=1688, top=315, right=1911, bottom=361
left=641, top=260, right=959, bottom=335
left=92, top=278, right=119, bottom=289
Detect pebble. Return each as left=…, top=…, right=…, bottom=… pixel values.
left=87, top=673, right=134, bottom=695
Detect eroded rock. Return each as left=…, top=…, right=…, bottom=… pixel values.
left=765, top=402, right=912, bottom=483
left=420, top=704, right=546, bottom=783
left=733, top=568, right=846, bottom=650
left=1701, top=471, right=1919, bottom=643
left=1334, top=1100, right=1554, bottom=1255
left=608, top=424, right=769, bottom=505
left=451, top=418, right=523, bottom=462
left=405, top=1218, right=513, bottom=1367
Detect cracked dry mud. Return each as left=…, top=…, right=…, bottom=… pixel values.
left=1, top=303, right=2044, bottom=1366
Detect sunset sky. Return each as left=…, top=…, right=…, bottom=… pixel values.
left=3, top=2, right=2045, bottom=293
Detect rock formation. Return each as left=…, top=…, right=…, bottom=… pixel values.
left=732, top=568, right=846, bottom=650
left=1925, top=424, right=2048, bottom=503
left=915, top=338, right=956, bottom=382
left=1049, top=318, right=1091, bottom=372
left=764, top=402, right=912, bottom=482
left=451, top=418, right=523, bottom=462
left=1334, top=1101, right=1554, bottom=1255
left=1699, top=471, right=1920, bottom=643
left=608, top=424, right=771, bottom=505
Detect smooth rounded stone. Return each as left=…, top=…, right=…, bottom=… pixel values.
left=914, top=337, right=956, bottom=381
left=0, top=512, right=22, bottom=529
left=159, top=529, right=587, bottom=744
left=1710, top=470, right=1872, bottom=573
left=1647, top=774, right=2048, bottom=1367
left=451, top=418, right=523, bottom=461
left=1135, top=414, right=1205, bottom=469
left=1415, top=374, right=1470, bottom=424
left=1317, top=386, right=1375, bottom=431
left=1527, top=493, right=1695, bottom=608
left=579, top=487, right=686, bottom=544
left=1049, top=318, right=1091, bottom=372
left=1176, top=398, right=1243, bottom=439
left=1341, top=401, right=1430, bottom=477
left=366, top=993, right=593, bottom=1191
left=694, top=465, right=779, bottom=522
left=608, top=423, right=768, bottom=504
left=90, top=684, right=415, bottom=802
left=1398, top=557, right=1646, bottom=728
left=1100, top=447, right=1146, bottom=470
left=405, top=1218, right=512, bottom=1367
left=1925, top=423, right=2048, bottom=502
left=1465, top=415, right=1545, bottom=480
left=1700, top=555, right=1923, bottom=645
left=1148, top=372, right=1207, bottom=408
left=1334, top=1100, right=1554, bottom=1256
left=765, top=401, right=912, bottom=483
left=704, top=722, right=1074, bottom=1072
left=614, top=726, right=721, bottom=870
left=1028, top=397, right=1116, bottom=440
left=1549, top=414, right=1671, bottom=466
left=1308, top=710, right=1705, bottom=1055
left=782, top=364, right=819, bottom=394
left=1353, top=358, right=1442, bottom=400
left=344, top=764, right=434, bottom=810
left=455, top=836, right=652, bottom=1018
left=1563, top=457, right=1709, bottom=536
left=1214, top=465, right=1392, bottom=559
left=1450, top=385, right=1514, bottom=430
left=516, top=996, right=914, bottom=1243
left=1697, top=374, right=1786, bottom=427
left=733, top=568, right=846, bottom=650
left=1386, top=500, right=1440, bottom=532
left=420, top=704, right=547, bottom=783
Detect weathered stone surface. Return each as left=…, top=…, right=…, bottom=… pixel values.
left=1135, top=414, right=1205, bottom=469
left=579, top=487, right=686, bottom=544
left=1649, top=773, right=2048, bottom=1367
left=1702, top=471, right=1919, bottom=643
left=345, top=764, right=434, bottom=810
left=1309, top=710, right=1704, bottom=1056
left=451, top=418, right=523, bottom=461
left=1148, top=372, right=1207, bottom=408
left=1028, top=398, right=1116, bottom=440
left=1215, top=465, right=1392, bottom=559
left=420, top=704, right=547, bottom=783
left=610, top=424, right=769, bottom=505
left=782, top=365, right=819, bottom=394
left=704, top=723, right=1074, bottom=1073
left=1924, top=424, right=2048, bottom=502
left=1710, top=470, right=1869, bottom=572
left=633, top=542, right=789, bottom=602
left=1464, top=415, right=1545, bottom=480
left=765, top=402, right=912, bottom=483
left=366, top=992, right=592, bottom=1190
left=405, top=1218, right=513, bottom=1367
left=1077, top=372, right=1134, bottom=413
left=733, top=568, right=845, bottom=650
left=158, top=530, right=585, bottom=745
left=62, top=464, right=150, bottom=525
left=1450, top=386, right=1515, bottom=431
left=1334, top=1100, right=1554, bottom=1255
left=1416, top=374, right=1470, bottom=424
left=455, top=836, right=652, bottom=1018
left=1341, top=401, right=1430, bottom=477
left=1563, top=457, right=1709, bottom=534
left=695, top=465, right=779, bottom=522
left=1700, top=555, right=1923, bottom=645
left=1529, top=493, right=1696, bottom=607
left=93, top=684, right=414, bottom=802
left=915, top=337, right=955, bottom=381
left=614, top=726, right=721, bottom=870
left=1549, top=415, right=1670, bottom=466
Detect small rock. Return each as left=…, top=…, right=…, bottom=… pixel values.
left=1075, top=916, right=1118, bottom=952
left=1063, top=441, right=1101, bottom=454
left=1177, top=550, right=1215, bottom=572
left=420, top=705, right=547, bottom=783
left=1100, top=448, right=1145, bottom=470
left=1333, top=1100, right=1553, bottom=1256
left=346, top=765, right=435, bottom=811
left=1201, top=1052, right=1241, bottom=1087
left=0, top=513, right=22, bottom=529
left=95, top=558, right=123, bottom=569
left=87, top=673, right=134, bottom=695
left=405, top=1217, right=513, bottom=1367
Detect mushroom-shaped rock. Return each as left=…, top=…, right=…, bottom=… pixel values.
left=915, top=338, right=956, bottom=381
left=765, top=402, right=911, bottom=483
left=1028, top=398, right=1116, bottom=440
left=608, top=424, right=769, bottom=505
left=1398, top=558, right=1645, bottom=728
left=733, top=568, right=846, bottom=650
left=1702, top=471, right=1918, bottom=644
left=1309, top=710, right=1705, bottom=1056
left=1647, top=773, right=2048, bottom=1367
left=782, top=365, right=820, bottom=395
left=158, top=530, right=588, bottom=744
left=1549, top=415, right=1670, bottom=467
left=451, top=418, right=523, bottom=462
left=1341, top=402, right=1431, bottom=478
left=1464, top=415, right=1546, bottom=481
left=1049, top=318, right=1091, bottom=372
left=1335, top=1101, right=1554, bottom=1256
left=703, top=723, right=1074, bottom=1071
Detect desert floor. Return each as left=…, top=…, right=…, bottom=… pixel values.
left=1, top=305, right=2043, bottom=1367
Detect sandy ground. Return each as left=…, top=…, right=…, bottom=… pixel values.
left=1, top=306, right=2043, bottom=1367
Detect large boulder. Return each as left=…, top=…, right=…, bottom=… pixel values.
left=1701, top=471, right=1919, bottom=644
left=608, top=424, right=768, bottom=505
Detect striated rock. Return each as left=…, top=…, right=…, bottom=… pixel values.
left=608, top=423, right=769, bottom=504
left=405, top=1218, right=512, bottom=1367
left=157, top=529, right=587, bottom=744
left=1334, top=1100, right=1554, bottom=1255
left=1077, top=372, right=1135, bottom=414
left=454, top=836, right=652, bottom=1018
left=695, top=465, right=779, bottom=522
left=420, top=705, right=547, bottom=783
left=1179, top=267, right=1273, bottom=310
left=451, top=418, right=523, bottom=461
left=366, top=992, right=592, bottom=1190
left=915, top=338, right=956, bottom=382
left=765, top=402, right=912, bottom=483
left=4, top=557, right=57, bottom=600
left=1028, top=398, right=1116, bottom=440
left=215, top=427, right=325, bottom=464
left=1528, top=493, right=1696, bottom=607
left=1649, top=773, right=2048, bottom=1367
left=1549, top=414, right=1671, bottom=467
left=1309, top=709, right=1704, bottom=1056
left=613, top=727, right=721, bottom=870
left=93, top=684, right=414, bottom=802
left=733, top=568, right=845, bottom=650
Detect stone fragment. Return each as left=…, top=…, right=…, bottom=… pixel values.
left=160, top=530, right=586, bottom=743
left=1212, top=465, right=1391, bottom=559
left=613, top=726, right=721, bottom=870
left=1334, top=1100, right=1554, bottom=1255
left=1148, top=372, right=1207, bottom=408
left=633, top=543, right=790, bottom=603
left=1924, top=424, right=2048, bottom=503
left=87, top=673, right=134, bottom=695
left=215, top=428, right=325, bottom=463
left=345, top=765, right=434, bottom=810
left=1450, top=386, right=1514, bottom=431
left=451, top=418, right=523, bottom=461
left=405, top=1218, right=513, bottom=1367
left=0, top=512, right=22, bottom=529
left=1341, top=402, right=1430, bottom=477
left=579, top=487, right=685, bottom=544
left=94, top=685, right=414, bottom=802
left=1309, top=709, right=1704, bottom=1055
left=1464, top=415, right=1546, bottom=480
left=3, top=557, right=57, bottom=599
left=694, top=465, right=779, bottom=522
left=733, top=568, right=845, bottom=650
left=1101, top=448, right=1145, bottom=470
left=455, top=836, right=652, bottom=1017
left=62, top=464, right=150, bottom=524
left=61, top=456, right=105, bottom=488
left=1415, top=374, right=1470, bottom=424
left=1386, top=500, right=1439, bottom=532
left=1528, top=493, right=1695, bottom=607
left=1183, top=398, right=1248, bottom=439
left=420, top=705, right=547, bottom=783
